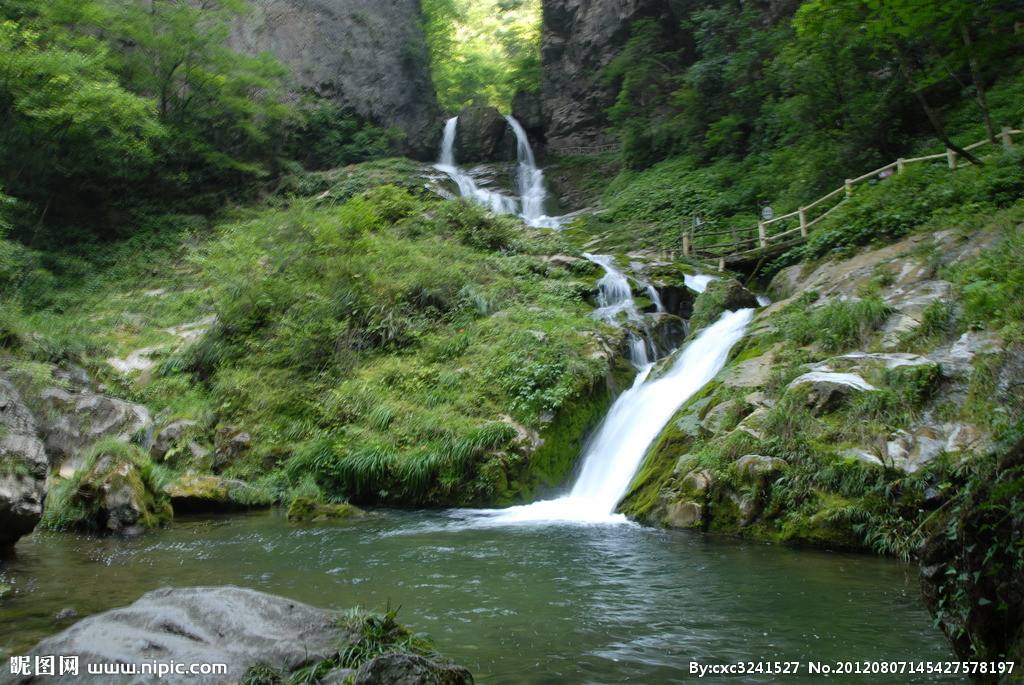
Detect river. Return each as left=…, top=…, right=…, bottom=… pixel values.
left=1, top=510, right=959, bottom=684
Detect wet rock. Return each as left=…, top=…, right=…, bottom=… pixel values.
left=151, top=419, right=199, bottom=461
left=680, top=469, right=713, bottom=497
left=33, top=386, right=152, bottom=477
left=787, top=372, right=875, bottom=415
left=454, top=106, right=516, bottom=164
left=54, top=607, right=77, bottom=621
left=511, top=89, right=544, bottom=138
left=353, top=653, right=474, bottom=685
left=701, top=399, right=744, bottom=435
left=4, top=587, right=346, bottom=685
left=164, top=473, right=269, bottom=514
left=689, top=279, right=759, bottom=334
left=664, top=500, right=703, bottom=529
left=47, top=449, right=172, bottom=534
left=0, top=377, right=48, bottom=551
left=886, top=422, right=989, bottom=473
left=286, top=497, right=364, bottom=523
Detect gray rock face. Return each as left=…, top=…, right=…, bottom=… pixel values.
left=511, top=89, right=544, bottom=140
left=353, top=653, right=474, bottom=685
left=0, top=377, right=47, bottom=551
left=540, top=0, right=679, bottom=148
left=151, top=419, right=199, bottom=461
left=0, top=587, right=343, bottom=685
left=230, top=0, right=442, bottom=158
left=34, top=387, right=152, bottom=477
left=454, top=107, right=517, bottom=164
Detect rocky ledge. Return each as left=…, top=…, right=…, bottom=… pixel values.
left=0, top=586, right=473, bottom=685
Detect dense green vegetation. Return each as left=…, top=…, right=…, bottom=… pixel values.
left=555, top=0, right=1022, bottom=254
left=1, top=163, right=627, bottom=510
left=0, top=0, right=401, bottom=246
left=422, top=0, right=541, bottom=112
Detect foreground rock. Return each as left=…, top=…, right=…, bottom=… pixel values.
left=164, top=473, right=271, bottom=514
left=1, top=586, right=473, bottom=685
left=0, top=377, right=48, bottom=551
left=688, top=278, right=758, bottom=333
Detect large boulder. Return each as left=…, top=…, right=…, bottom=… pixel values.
left=786, top=371, right=876, bottom=415
left=453, top=107, right=517, bottom=165
left=33, top=386, right=152, bottom=477
left=0, top=377, right=47, bottom=551
left=1, top=587, right=345, bottom=685
left=1, top=586, right=475, bottom=685
left=230, top=0, right=443, bottom=159
left=511, top=89, right=544, bottom=140
left=164, top=473, right=271, bottom=514
left=688, top=278, right=759, bottom=333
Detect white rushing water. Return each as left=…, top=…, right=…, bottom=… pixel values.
left=435, top=115, right=566, bottom=229
left=684, top=274, right=716, bottom=293
left=467, top=307, right=753, bottom=526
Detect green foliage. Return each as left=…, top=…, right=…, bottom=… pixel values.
left=0, top=0, right=295, bottom=239
left=948, top=212, right=1024, bottom=336
left=774, top=296, right=892, bottom=353
left=286, top=102, right=404, bottom=171
left=423, top=0, right=541, bottom=111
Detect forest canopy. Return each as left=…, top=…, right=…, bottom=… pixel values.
left=422, top=0, right=542, bottom=113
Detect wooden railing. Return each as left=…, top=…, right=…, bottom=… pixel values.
left=678, top=125, right=1022, bottom=271
left=548, top=143, right=621, bottom=156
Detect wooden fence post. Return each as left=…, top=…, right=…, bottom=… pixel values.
left=799, top=208, right=808, bottom=238
left=682, top=226, right=691, bottom=256
left=947, top=148, right=957, bottom=169
left=845, top=179, right=853, bottom=198
left=718, top=257, right=725, bottom=273
left=1002, top=126, right=1014, bottom=149
left=897, top=158, right=905, bottom=174
left=758, top=222, right=768, bottom=249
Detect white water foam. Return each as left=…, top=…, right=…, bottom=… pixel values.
left=461, top=308, right=753, bottom=526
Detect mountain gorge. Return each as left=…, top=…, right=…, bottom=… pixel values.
left=0, top=0, right=1022, bottom=682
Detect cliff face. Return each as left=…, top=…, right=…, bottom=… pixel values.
left=232, top=0, right=442, bottom=159
left=539, top=0, right=680, bottom=149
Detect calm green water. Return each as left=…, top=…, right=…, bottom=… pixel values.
left=1, top=510, right=961, bottom=684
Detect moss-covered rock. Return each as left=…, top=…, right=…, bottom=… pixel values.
left=286, top=496, right=364, bottom=523
left=41, top=440, right=172, bottom=534
left=689, top=278, right=758, bottom=334
left=164, top=473, right=272, bottom=514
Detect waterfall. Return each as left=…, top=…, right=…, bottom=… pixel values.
left=435, top=117, right=519, bottom=216
left=472, top=308, right=753, bottom=525
left=584, top=253, right=651, bottom=369
left=435, top=115, right=565, bottom=229
left=505, top=116, right=562, bottom=229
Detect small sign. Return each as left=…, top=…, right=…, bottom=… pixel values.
left=761, top=205, right=774, bottom=221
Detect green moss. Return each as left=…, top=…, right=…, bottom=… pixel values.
left=286, top=496, right=364, bottom=523
left=40, top=438, right=172, bottom=533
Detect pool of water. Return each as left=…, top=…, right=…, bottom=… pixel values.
left=0, top=510, right=960, bottom=684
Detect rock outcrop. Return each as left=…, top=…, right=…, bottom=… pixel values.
left=540, top=1, right=676, bottom=148
left=230, top=0, right=442, bottom=158
left=1, top=586, right=475, bottom=685
left=0, top=377, right=47, bottom=551
left=453, top=107, right=517, bottom=164
left=33, top=386, right=152, bottom=477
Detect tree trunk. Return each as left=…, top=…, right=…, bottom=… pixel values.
left=896, top=50, right=983, bottom=166
left=961, top=24, right=997, bottom=144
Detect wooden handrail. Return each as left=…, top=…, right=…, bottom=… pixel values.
left=676, top=123, right=1018, bottom=265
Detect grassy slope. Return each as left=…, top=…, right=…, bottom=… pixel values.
left=1, top=160, right=630, bottom=509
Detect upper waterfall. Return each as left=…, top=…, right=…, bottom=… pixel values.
left=435, top=115, right=565, bottom=229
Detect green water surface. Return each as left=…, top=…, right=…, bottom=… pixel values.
left=0, top=510, right=961, bottom=684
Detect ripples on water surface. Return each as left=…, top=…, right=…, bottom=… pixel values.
left=0, top=510, right=961, bottom=684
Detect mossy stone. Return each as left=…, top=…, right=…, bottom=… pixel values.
left=286, top=497, right=364, bottom=523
